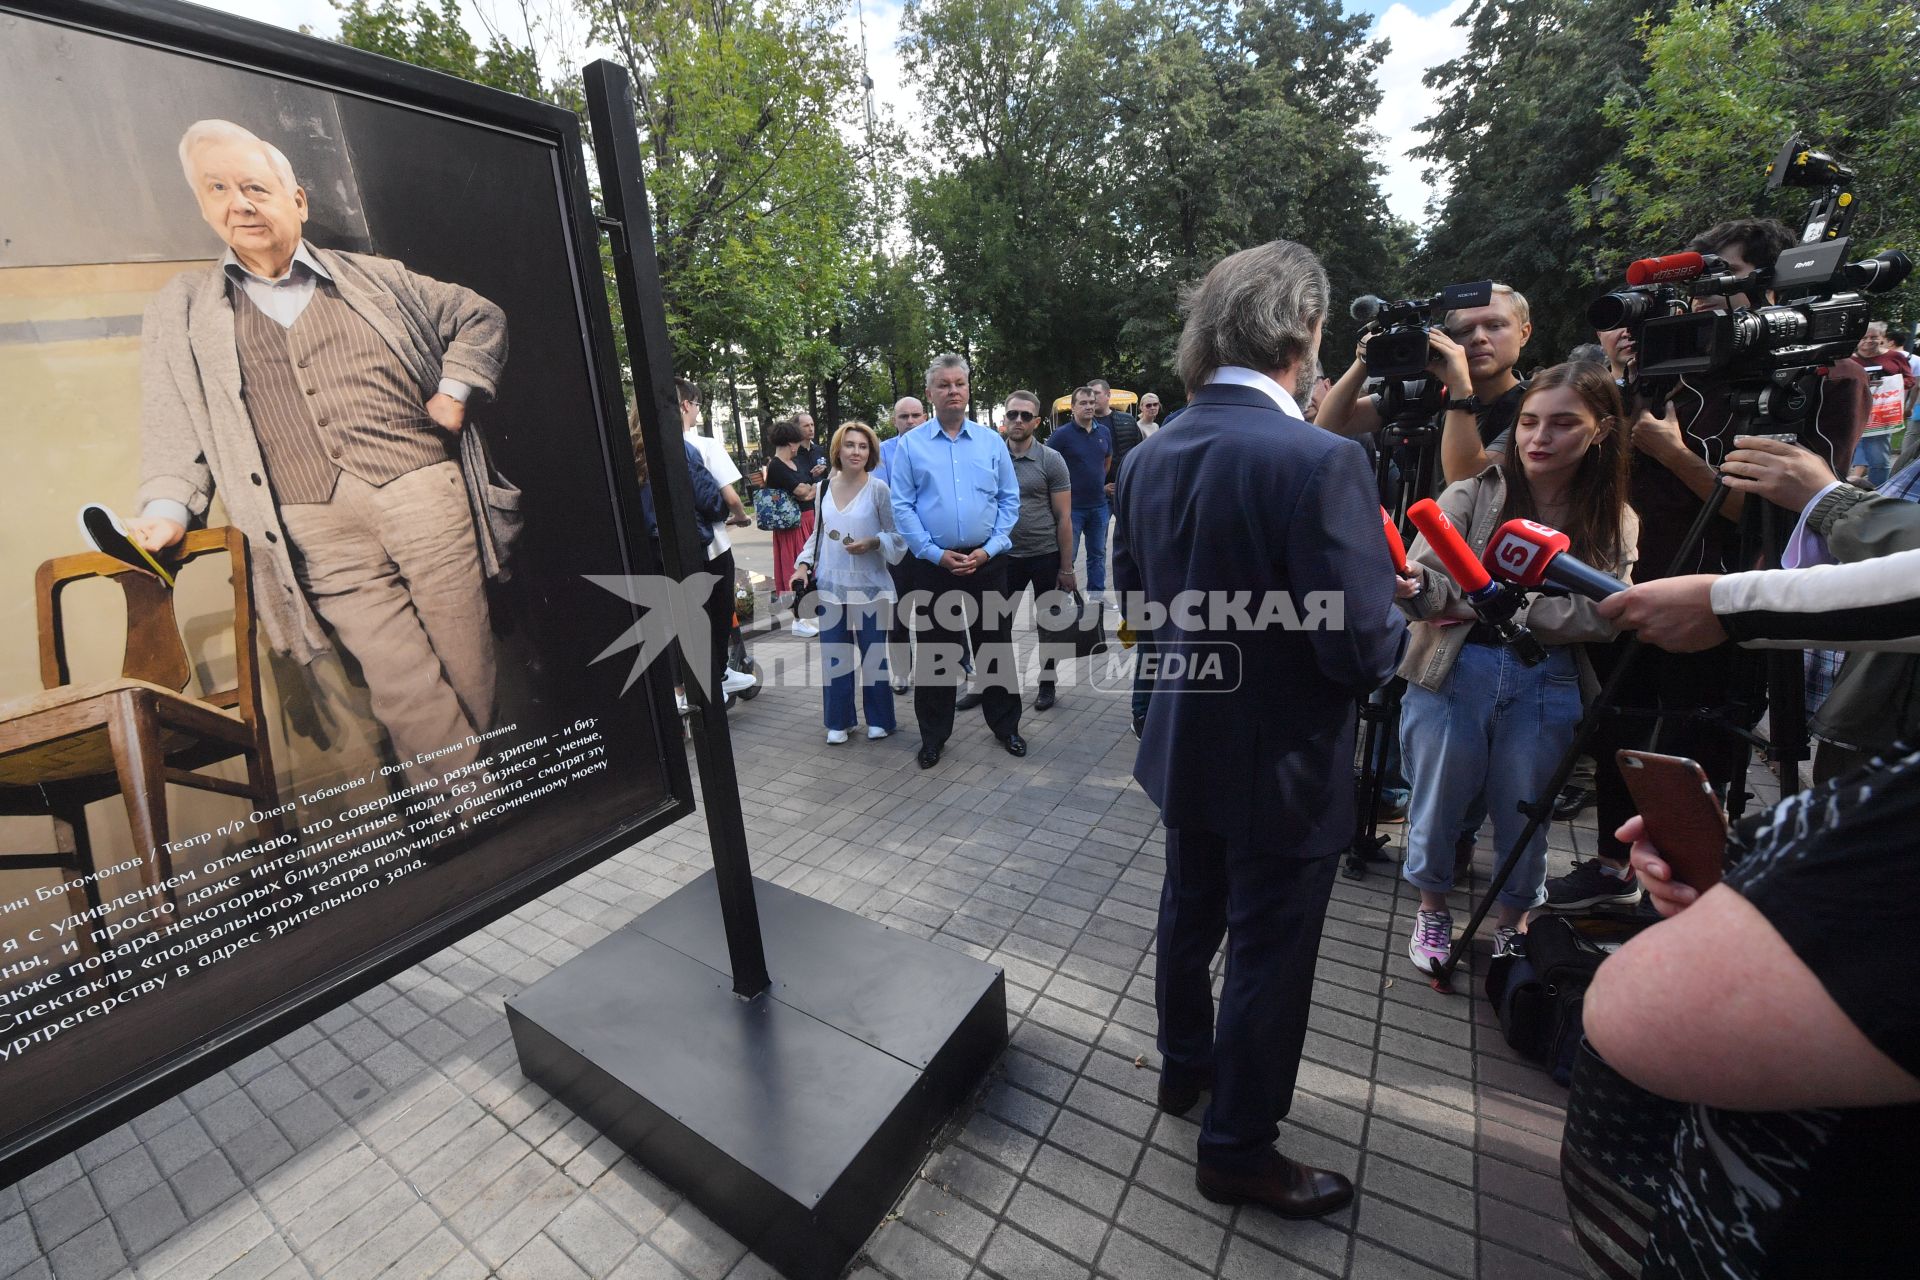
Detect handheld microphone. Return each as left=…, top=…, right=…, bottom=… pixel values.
left=1625, top=252, right=1712, bottom=286
left=1406, top=500, right=1547, bottom=666
left=1381, top=507, right=1410, bottom=575
left=1406, top=500, right=1495, bottom=599
left=1484, top=519, right=1628, bottom=600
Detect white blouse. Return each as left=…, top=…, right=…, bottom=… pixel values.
left=796, top=475, right=907, bottom=603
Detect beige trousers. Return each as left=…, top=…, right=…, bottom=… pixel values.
left=279, top=461, right=495, bottom=792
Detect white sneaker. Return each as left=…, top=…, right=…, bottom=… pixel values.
left=722, top=667, right=758, bottom=695
left=792, top=619, right=819, bottom=638
left=825, top=729, right=849, bottom=745
left=867, top=726, right=889, bottom=740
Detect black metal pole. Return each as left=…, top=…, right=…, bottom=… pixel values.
left=584, top=60, right=771, bottom=999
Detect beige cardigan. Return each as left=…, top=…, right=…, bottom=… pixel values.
left=1396, top=466, right=1638, bottom=696
left=136, top=245, right=507, bottom=662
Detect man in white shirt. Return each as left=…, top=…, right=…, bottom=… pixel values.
left=677, top=379, right=756, bottom=699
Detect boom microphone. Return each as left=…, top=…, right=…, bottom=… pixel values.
left=1406, top=499, right=1495, bottom=599
left=1381, top=507, right=1410, bottom=575
left=1625, top=252, right=1709, bottom=286
left=1351, top=294, right=1386, bottom=323
left=1484, top=519, right=1628, bottom=600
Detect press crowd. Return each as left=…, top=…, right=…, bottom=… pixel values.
left=631, top=220, right=1920, bottom=1279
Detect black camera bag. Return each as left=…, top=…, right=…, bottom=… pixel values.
left=1486, top=914, right=1651, bottom=1085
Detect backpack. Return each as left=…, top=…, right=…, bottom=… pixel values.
left=1486, top=913, right=1651, bottom=1086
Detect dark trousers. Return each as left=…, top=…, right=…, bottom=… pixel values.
left=1588, top=639, right=1749, bottom=862
left=887, top=558, right=915, bottom=683
left=703, top=548, right=736, bottom=698
left=1156, top=828, right=1340, bottom=1172
left=911, top=553, right=1020, bottom=745
left=1004, top=550, right=1062, bottom=689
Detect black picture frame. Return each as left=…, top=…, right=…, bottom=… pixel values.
left=0, top=0, right=696, bottom=1187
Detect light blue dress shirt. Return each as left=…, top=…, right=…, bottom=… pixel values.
left=888, top=418, right=1021, bottom=563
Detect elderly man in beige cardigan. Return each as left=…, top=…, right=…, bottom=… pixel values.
left=126, top=120, right=506, bottom=794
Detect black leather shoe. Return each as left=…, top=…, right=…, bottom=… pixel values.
left=1196, top=1150, right=1354, bottom=1219
left=1553, top=783, right=1596, bottom=820
left=956, top=689, right=983, bottom=711
left=1033, top=685, right=1057, bottom=712
left=999, top=733, right=1027, bottom=758
left=917, top=741, right=942, bottom=769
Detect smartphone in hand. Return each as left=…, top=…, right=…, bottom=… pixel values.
left=1617, top=750, right=1728, bottom=892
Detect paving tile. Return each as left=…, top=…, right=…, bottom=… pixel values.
left=1115, top=1185, right=1225, bottom=1273
left=1003, top=1182, right=1108, bottom=1261
left=978, top=1225, right=1093, bottom=1280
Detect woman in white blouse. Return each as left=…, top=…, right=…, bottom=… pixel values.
left=791, top=421, right=907, bottom=744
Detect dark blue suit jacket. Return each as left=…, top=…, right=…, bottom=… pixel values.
left=1113, top=383, right=1405, bottom=854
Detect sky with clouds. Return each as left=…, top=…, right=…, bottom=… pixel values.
left=198, top=0, right=1470, bottom=227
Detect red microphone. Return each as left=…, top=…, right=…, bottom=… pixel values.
left=1380, top=507, right=1409, bottom=575
left=1406, top=499, right=1495, bottom=599
left=1625, top=251, right=1707, bottom=286
left=1483, top=519, right=1628, bottom=599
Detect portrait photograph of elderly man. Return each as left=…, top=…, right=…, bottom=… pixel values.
left=127, top=118, right=511, bottom=798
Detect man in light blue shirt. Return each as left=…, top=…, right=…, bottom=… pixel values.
left=889, top=354, right=1023, bottom=767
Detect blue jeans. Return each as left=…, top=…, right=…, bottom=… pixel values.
left=1400, top=642, right=1582, bottom=909
left=820, top=600, right=896, bottom=733
left=1853, top=434, right=1892, bottom=487
left=1070, top=502, right=1109, bottom=593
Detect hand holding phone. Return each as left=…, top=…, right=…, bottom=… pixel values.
left=1617, top=750, right=1728, bottom=893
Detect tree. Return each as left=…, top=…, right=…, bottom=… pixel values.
left=1411, top=0, right=1670, bottom=361
left=1585, top=0, right=1920, bottom=321
left=583, top=0, right=874, bottom=415
left=329, top=0, right=554, bottom=99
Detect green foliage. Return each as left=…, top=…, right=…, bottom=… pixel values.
left=1412, top=0, right=1668, bottom=361
left=584, top=0, right=873, bottom=419
left=330, top=0, right=551, bottom=99
left=901, top=0, right=1404, bottom=402
left=1586, top=0, right=1919, bottom=320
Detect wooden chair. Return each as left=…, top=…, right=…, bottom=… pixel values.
left=0, top=528, right=281, bottom=936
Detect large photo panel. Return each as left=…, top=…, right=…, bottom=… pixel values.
left=0, top=0, right=683, bottom=1180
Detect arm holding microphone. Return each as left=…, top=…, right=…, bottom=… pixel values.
left=1403, top=495, right=1550, bottom=664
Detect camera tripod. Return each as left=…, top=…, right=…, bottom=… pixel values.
left=1433, top=386, right=1821, bottom=981
left=1345, top=376, right=1447, bottom=880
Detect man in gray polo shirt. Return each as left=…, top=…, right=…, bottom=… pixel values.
left=999, top=390, right=1074, bottom=711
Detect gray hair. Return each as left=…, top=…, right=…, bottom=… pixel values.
left=178, top=119, right=298, bottom=193
left=925, top=352, right=970, bottom=389
left=1087, top=378, right=1111, bottom=393
left=1867, top=320, right=1889, bottom=336
left=1175, top=240, right=1329, bottom=394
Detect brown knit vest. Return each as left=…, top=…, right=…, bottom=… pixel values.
left=232, top=281, right=456, bottom=505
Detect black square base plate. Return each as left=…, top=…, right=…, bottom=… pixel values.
left=507, top=872, right=1007, bottom=1279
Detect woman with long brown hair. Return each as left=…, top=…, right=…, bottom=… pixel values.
left=1392, top=361, right=1638, bottom=972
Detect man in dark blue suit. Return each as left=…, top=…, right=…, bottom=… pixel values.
left=1113, top=239, right=1404, bottom=1218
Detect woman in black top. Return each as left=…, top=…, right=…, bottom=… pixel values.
left=763, top=417, right=817, bottom=631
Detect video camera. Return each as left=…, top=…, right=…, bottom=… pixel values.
left=1351, top=280, right=1494, bottom=380
left=1590, top=139, right=1912, bottom=386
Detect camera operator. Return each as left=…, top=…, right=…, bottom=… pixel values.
left=1579, top=742, right=1920, bottom=1280
left=1315, top=283, right=1534, bottom=494
left=1534, top=220, right=1871, bottom=910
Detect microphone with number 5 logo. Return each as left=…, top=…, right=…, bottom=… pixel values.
left=1406, top=500, right=1547, bottom=665
left=1483, top=519, right=1628, bottom=600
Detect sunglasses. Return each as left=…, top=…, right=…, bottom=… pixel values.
left=1004, top=409, right=1038, bottom=422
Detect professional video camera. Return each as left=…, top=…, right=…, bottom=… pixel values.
left=1351, top=280, right=1494, bottom=380
left=1591, top=140, right=1912, bottom=387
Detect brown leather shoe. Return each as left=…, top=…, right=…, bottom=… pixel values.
left=1196, top=1150, right=1354, bottom=1218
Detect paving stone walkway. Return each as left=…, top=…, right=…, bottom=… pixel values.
left=3, top=612, right=1751, bottom=1280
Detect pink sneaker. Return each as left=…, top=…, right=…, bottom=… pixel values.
left=1408, top=909, right=1453, bottom=975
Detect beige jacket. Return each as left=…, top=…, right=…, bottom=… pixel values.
left=1396, top=466, right=1638, bottom=696
left=136, top=245, right=507, bottom=662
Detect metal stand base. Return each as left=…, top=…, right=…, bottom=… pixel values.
left=506, top=872, right=1007, bottom=1280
